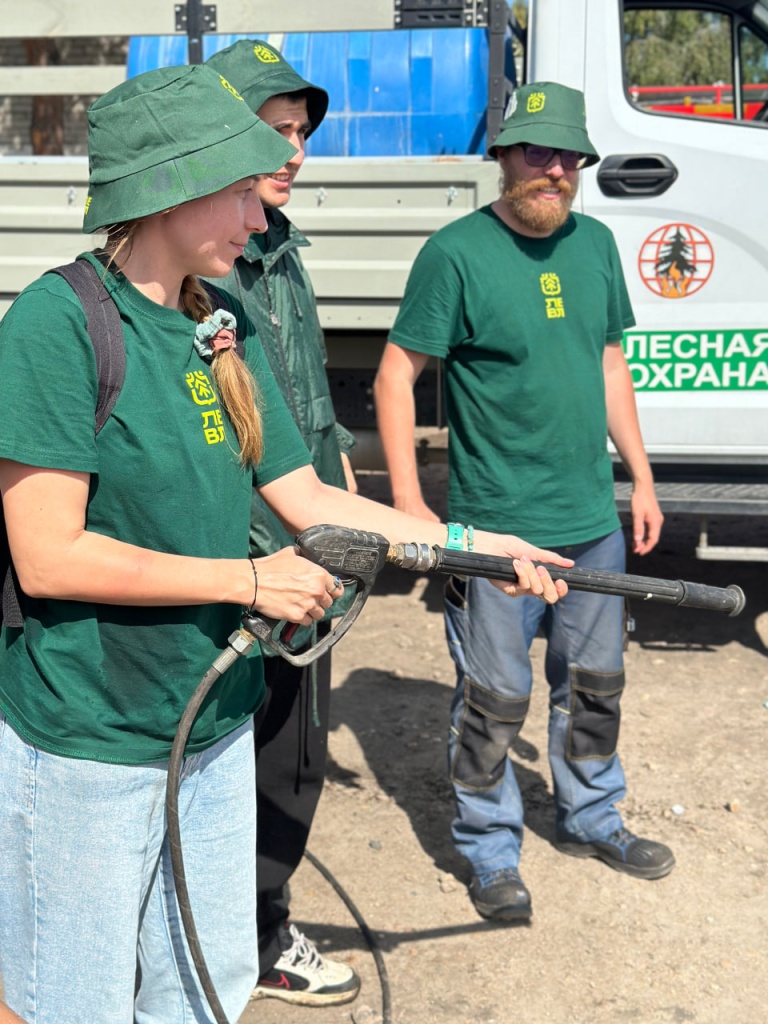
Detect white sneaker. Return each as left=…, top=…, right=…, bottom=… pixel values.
left=251, top=923, right=361, bottom=1006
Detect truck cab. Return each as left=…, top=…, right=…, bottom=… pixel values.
left=533, top=0, right=768, bottom=556
left=1, top=0, right=766, bottom=557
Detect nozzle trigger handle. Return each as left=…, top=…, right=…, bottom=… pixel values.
left=240, top=583, right=369, bottom=667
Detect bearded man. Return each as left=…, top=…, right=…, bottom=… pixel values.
left=373, top=82, right=674, bottom=923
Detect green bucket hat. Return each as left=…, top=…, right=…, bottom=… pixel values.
left=83, top=64, right=298, bottom=233
left=488, top=81, right=600, bottom=167
left=206, top=40, right=328, bottom=135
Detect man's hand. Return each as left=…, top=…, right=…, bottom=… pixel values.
left=630, top=479, right=664, bottom=555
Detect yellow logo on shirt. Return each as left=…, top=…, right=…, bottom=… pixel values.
left=186, top=371, right=226, bottom=445
left=541, top=272, right=565, bottom=319
left=540, top=273, right=561, bottom=296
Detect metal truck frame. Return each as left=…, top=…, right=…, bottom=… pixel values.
left=1, top=0, right=766, bottom=559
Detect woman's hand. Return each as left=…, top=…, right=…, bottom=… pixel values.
left=474, top=531, right=574, bottom=603
left=495, top=554, right=569, bottom=603
left=249, top=546, right=345, bottom=624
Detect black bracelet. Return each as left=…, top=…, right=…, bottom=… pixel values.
left=247, top=557, right=258, bottom=613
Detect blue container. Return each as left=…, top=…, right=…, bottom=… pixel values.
left=126, top=30, right=505, bottom=156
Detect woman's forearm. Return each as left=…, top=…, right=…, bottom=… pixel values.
left=1, top=460, right=254, bottom=607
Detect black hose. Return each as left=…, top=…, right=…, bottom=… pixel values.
left=303, top=848, right=394, bottom=1024
left=166, top=654, right=395, bottom=1024
left=166, top=665, right=231, bottom=1024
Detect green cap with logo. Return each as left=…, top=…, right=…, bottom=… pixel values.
left=206, top=39, right=329, bottom=135
left=83, top=64, right=298, bottom=233
left=488, top=81, right=600, bottom=166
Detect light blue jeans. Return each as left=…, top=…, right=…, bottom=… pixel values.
left=445, top=529, right=628, bottom=878
left=0, top=713, right=257, bottom=1024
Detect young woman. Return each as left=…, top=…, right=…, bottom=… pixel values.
left=0, top=65, right=568, bottom=1024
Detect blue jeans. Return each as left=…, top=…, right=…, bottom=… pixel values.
left=0, top=713, right=257, bottom=1024
left=445, top=529, right=627, bottom=877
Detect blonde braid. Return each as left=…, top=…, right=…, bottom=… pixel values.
left=180, top=275, right=264, bottom=467
left=103, top=228, right=264, bottom=467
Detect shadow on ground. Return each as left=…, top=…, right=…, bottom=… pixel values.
left=328, top=669, right=557, bottom=882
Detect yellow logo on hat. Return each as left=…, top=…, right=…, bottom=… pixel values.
left=253, top=44, right=279, bottom=64
left=218, top=75, right=244, bottom=101
left=527, top=92, right=546, bottom=114
left=84, top=196, right=92, bottom=216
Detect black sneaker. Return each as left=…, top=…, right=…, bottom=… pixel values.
left=556, top=827, right=675, bottom=880
left=251, top=923, right=361, bottom=1006
left=469, top=868, right=532, bottom=922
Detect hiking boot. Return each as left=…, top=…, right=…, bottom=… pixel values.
left=469, top=868, right=532, bottom=922
left=556, top=827, right=675, bottom=880
left=251, top=923, right=361, bottom=1006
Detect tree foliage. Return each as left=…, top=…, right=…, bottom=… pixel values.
left=624, top=10, right=731, bottom=86
left=512, top=1, right=528, bottom=28
left=739, top=23, right=768, bottom=84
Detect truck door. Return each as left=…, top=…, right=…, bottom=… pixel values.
left=575, top=0, right=768, bottom=469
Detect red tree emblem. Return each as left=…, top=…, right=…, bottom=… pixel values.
left=638, top=223, right=714, bottom=299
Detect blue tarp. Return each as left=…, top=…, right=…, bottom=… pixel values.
left=126, top=30, right=500, bottom=156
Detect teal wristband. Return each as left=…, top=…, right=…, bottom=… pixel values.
left=445, top=522, right=465, bottom=550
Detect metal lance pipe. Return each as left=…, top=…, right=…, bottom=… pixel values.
left=387, top=543, right=746, bottom=617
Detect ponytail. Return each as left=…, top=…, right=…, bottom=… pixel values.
left=179, top=275, right=263, bottom=466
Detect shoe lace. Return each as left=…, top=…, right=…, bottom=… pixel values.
left=476, top=867, right=521, bottom=889
left=607, top=827, right=636, bottom=851
left=284, top=923, right=325, bottom=972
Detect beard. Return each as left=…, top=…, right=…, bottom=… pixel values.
left=501, top=173, right=578, bottom=234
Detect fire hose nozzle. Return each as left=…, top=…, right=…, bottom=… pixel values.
left=388, top=541, right=437, bottom=574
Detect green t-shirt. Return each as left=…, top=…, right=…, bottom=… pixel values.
left=389, top=207, right=634, bottom=547
left=0, top=252, right=310, bottom=764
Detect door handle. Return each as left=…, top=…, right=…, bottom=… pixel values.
left=597, top=154, right=679, bottom=197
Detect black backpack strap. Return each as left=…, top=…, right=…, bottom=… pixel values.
left=3, top=257, right=126, bottom=629
left=201, top=280, right=245, bottom=359
left=49, top=256, right=126, bottom=434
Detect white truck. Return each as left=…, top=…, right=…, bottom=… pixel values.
left=1, top=0, right=766, bottom=558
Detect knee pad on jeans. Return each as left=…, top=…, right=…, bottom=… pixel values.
left=566, top=667, right=625, bottom=761
left=450, top=678, right=530, bottom=791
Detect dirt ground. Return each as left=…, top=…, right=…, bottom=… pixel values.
left=242, top=467, right=768, bottom=1024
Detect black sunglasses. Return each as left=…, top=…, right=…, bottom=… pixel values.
left=518, top=144, right=588, bottom=171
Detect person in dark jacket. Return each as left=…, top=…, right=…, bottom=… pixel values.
left=205, top=40, right=360, bottom=1007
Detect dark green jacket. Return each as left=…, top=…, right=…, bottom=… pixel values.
left=216, top=207, right=355, bottom=555
left=214, top=208, right=356, bottom=649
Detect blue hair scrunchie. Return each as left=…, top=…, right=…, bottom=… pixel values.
left=193, top=308, right=238, bottom=363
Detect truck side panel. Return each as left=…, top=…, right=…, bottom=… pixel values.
left=529, top=0, right=768, bottom=466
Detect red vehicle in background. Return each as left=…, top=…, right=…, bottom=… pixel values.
left=631, top=82, right=768, bottom=119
